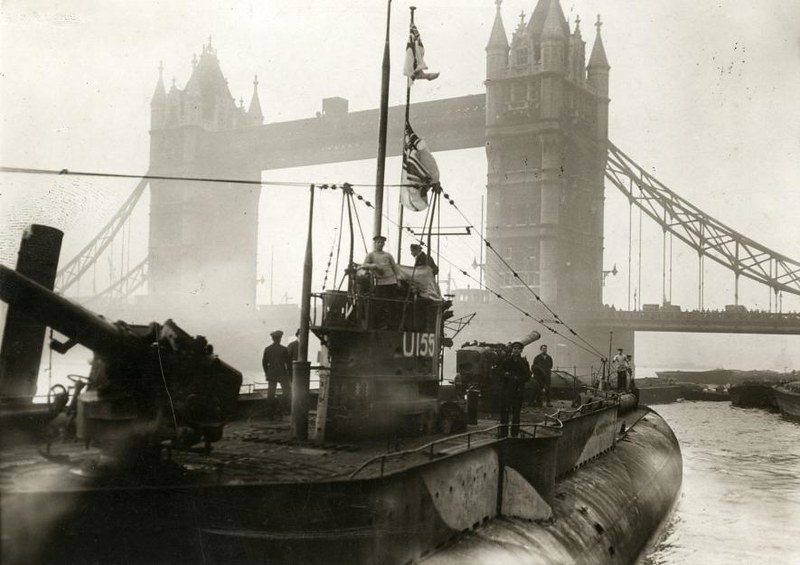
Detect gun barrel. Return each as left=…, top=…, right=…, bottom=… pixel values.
left=0, top=265, right=128, bottom=357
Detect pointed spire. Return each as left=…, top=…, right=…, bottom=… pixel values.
left=542, top=0, right=567, bottom=39
left=247, top=74, right=263, bottom=124
left=151, top=61, right=166, bottom=103
left=486, top=0, right=509, bottom=51
left=588, top=14, right=609, bottom=69
left=574, top=15, right=582, bottom=38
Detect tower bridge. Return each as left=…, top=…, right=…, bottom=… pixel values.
left=55, top=0, right=800, bottom=369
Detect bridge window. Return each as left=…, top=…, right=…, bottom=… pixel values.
left=534, top=45, right=541, bottom=63
left=515, top=48, right=529, bottom=66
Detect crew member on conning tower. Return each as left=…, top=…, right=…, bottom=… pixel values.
left=361, top=235, right=401, bottom=328
left=410, top=243, right=438, bottom=276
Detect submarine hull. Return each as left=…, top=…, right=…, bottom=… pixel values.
left=425, top=409, right=682, bottom=564
left=2, top=406, right=681, bottom=565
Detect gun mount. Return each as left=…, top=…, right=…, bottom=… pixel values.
left=454, top=330, right=541, bottom=408
left=0, top=265, right=242, bottom=460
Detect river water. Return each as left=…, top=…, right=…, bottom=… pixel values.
left=642, top=402, right=800, bottom=564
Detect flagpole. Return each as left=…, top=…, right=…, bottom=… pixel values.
left=397, top=6, right=415, bottom=262
left=373, top=0, right=392, bottom=240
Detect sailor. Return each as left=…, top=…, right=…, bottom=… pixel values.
left=361, top=235, right=401, bottom=328
left=612, top=348, right=629, bottom=390
left=499, top=341, right=531, bottom=438
left=287, top=328, right=300, bottom=362
left=262, top=330, right=292, bottom=412
left=532, top=344, right=554, bottom=407
left=626, top=354, right=635, bottom=390
left=409, top=243, right=438, bottom=276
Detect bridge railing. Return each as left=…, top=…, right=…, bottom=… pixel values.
left=592, top=306, right=800, bottom=323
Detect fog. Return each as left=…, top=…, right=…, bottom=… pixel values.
left=2, top=0, right=800, bottom=373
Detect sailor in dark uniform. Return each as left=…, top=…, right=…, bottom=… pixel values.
left=262, top=330, right=292, bottom=411
left=532, top=344, right=554, bottom=407
left=499, top=341, right=531, bottom=438
left=409, top=243, right=438, bottom=276
left=287, top=328, right=300, bottom=362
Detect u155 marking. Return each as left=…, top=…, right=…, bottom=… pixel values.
left=402, top=332, right=436, bottom=357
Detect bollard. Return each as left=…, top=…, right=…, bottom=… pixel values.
left=292, top=361, right=310, bottom=441
left=466, top=388, right=479, bottom=425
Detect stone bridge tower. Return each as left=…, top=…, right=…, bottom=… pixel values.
left=485, top=0, right=609, bottom=314
left=148, top=41, right=264, bottom=315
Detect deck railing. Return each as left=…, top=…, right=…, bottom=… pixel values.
left=347, top=395, right=623, bottom=479
left=348, top=416, right=564, bottom=480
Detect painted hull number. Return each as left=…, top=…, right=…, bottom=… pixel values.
left=402, top=332, right=436, bottom=357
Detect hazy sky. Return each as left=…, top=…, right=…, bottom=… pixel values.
left=2, top=0, right=800, bottom=370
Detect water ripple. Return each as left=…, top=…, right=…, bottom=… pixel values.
left=643, top=402, right=800, bottom=565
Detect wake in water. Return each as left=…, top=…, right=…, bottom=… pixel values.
left=643, top=402, right=800, bottom=565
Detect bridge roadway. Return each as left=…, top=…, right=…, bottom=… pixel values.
left=578, top=308, right=800, bottom=335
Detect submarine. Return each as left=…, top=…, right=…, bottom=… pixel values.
left=0, top=3, right=682, bottom=562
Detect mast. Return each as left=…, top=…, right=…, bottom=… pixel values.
left=373, top=0, right=392, bottom=239
left=292, top=184, right=314, bottom=441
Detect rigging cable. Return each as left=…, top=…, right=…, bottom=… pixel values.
left=345, top=187, right=604, bottom=360
left=0, top=165, right=414, bottom=189
left=154, top=341, right=179, bottom=433
left=436, top=189, right=606, bottom=358
left=332, top=191, right=346, bottom=290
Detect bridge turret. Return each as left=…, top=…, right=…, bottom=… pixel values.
left=540, top=0, right=567, bottom=73
left=486, top=0, right=509, bottom=81
left=165, top=77, right=181, bottom=128
left=150, top=61, right=166, bottom=131
left=587, top=15, right=610, bottom=140
left=568, top=17, right=586, bottom=82
left=247, top=74, right=264, bottom=125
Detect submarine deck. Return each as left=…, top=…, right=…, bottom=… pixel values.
left=0, top=401, right=648, bottom=493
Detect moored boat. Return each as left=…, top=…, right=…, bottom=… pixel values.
left=774, top=382, right=800, bottom=420
left=729, top=383, right=778, bottom=410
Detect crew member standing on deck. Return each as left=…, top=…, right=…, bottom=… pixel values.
left=262, top=330, right=292, bottom=412
left=499, top=341, right=531, bottom=438
left=409, top=243, right=438, bottom=276
left=362, top=235, right=401, bottom=328
left=612, top=348, right=629, bottom=390
left=626, top=354, right=635, bottom=390
left=532, top=344, right=554, bottom=407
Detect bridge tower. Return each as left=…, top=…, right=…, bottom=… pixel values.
left=148, top=42, right=264, bottom=315
left=485, top=0, right=609, bottom=314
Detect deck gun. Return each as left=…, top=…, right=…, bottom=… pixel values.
left=0, top=265, right=242, bottom=459
left=454, top=330, right=541, bottom=410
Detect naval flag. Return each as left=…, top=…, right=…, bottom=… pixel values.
left=403, top=23, right=440, bottom=83
left=401, top=122, right=440, bottom=212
